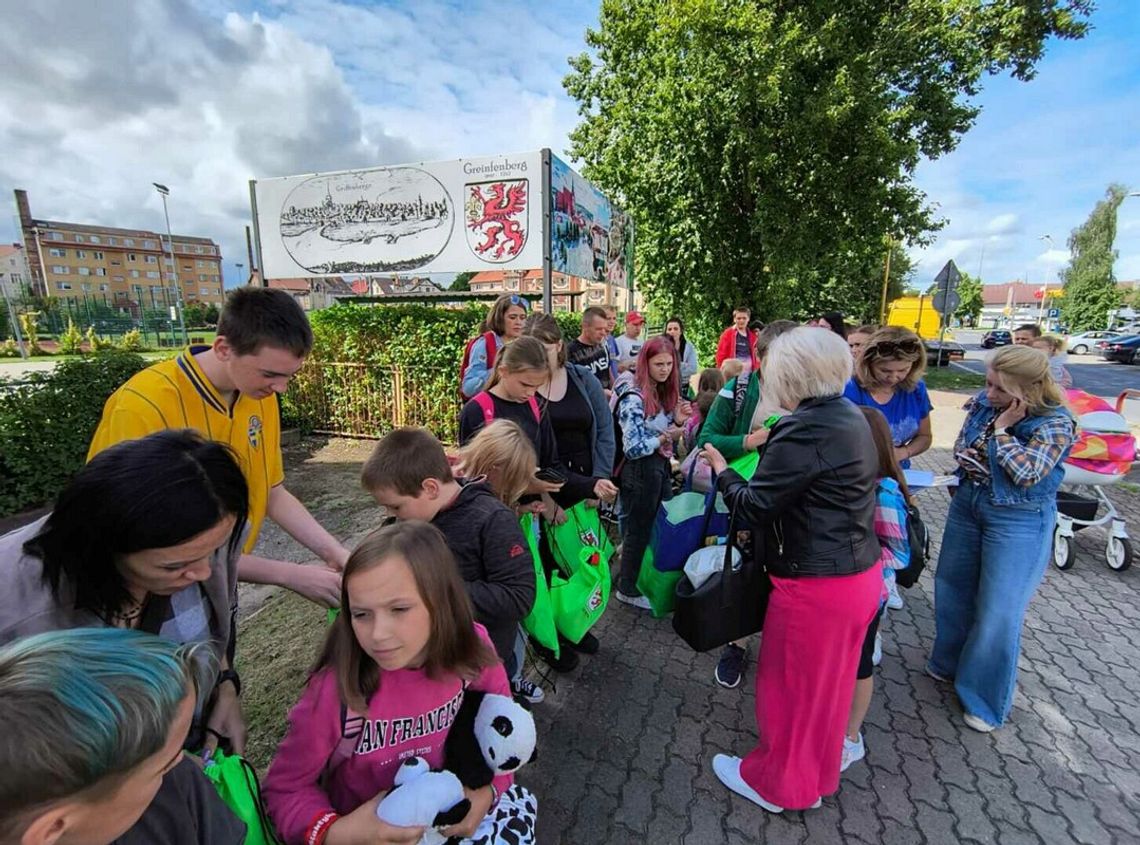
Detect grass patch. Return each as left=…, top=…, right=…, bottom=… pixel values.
left=236, top=591, right=329, bottom=771
left=925, top=366, right=985, bottom=392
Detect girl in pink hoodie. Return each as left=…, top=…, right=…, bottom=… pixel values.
left=264, top=522, right=531, bottom=845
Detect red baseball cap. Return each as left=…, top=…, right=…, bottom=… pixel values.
left=625, top=311, right=645, bottom=325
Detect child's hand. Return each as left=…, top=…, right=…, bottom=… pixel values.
left=289, top=563, right=343, bottom=608
left=440, top=785, right=495, bottom=840
left=326, top=794, right=424, bottom=845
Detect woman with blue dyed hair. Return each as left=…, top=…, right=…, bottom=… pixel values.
left=0, top=429, right=249, bottom=759
left=0, top=627, right=245, bottom=844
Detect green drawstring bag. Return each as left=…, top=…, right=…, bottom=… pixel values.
left=636, top=543, right=684, bottom=618
left=729, top=450, right=760, bottom=480
left=519, top=514, right=560, bottom=657
left=548, top=541, right=611, bottom=643
left=545, top=502, right=615, bottom=574
left=200, top=749, right=281, bottom=845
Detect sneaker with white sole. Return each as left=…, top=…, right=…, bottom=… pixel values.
left=715, top=643, right=747, bottom=689
left=963, top=712, right=997, bottom=733
left=871, top=632, right=882, bottom=667
left=712, top=754, right=822, bottom=812
left=840, top=733, right=865, bottom=772
left=510, top=677, right=545, bottom=705
left=615, top=591, right=652, bottom=610
left=886, top=577, right=904, bottom=610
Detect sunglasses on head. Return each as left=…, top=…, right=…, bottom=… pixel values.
left=866, top=339, right=921, bottom=357
left=508, top=294, right=529, bottom=310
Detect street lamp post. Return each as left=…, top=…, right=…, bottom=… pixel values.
left=235, top=262, right=244, bottom=286
left=1038, top=234, right=1055, bottom=325
left=153, top=183, right=188, bottom=345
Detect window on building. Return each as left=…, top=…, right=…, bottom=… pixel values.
left=93, top=251, right=104, bottom=260
left=183, top=264, right=193, bottom=271
left=129, top=270, right=140, bottom=278
left=76, top=250, right=88, bottom=259
left=49, top=232, right=63, bottom=241
left=74, top=235, right=85, bottom=243
left=82, top=283, right=92, bottom=292
left=146, top=271, right=160, bottom=280
left=107, top=237, right=117, bottom=246
left=111, top=276, right=123, bottom=282
left=110, top=259, right=121, bottom=266
left=100, top=283, right=110, bottom=291
left=143, top=240, right=156, bottom=249
left=200, top=287, right=210, bottom=295
left=56, top=282, right=72, bottom=290
left=49, top=248, right=66, bottom=257
left=145, top=255, right=158, bottom=264
left=51, top=265, right=68, bottom=274
left=90, top=235, right=101, bottom=244
left=78, top=267, right=91, bottom=276
left=128, top=253, right=137, bottom=262
left=124, top=238, right=135, bottom=247
left=95, top=268, right=106, bottom=276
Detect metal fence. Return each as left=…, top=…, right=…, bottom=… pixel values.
left=283, top=362, right=464, bottom=444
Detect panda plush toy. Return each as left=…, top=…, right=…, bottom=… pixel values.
left=375, top=691, right=536, bottom=845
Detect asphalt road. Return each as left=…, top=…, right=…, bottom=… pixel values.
left=951, top=330, right=1140, bottom=423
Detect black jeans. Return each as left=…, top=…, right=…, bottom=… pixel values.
left=618, top=453, right=673, bottom=595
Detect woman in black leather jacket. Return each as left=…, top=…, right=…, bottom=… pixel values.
left=703, top=326, right=883, bottom=813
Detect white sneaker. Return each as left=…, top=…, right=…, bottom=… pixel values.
left=712, top=755, right=822, bottom=812
left=871, top=632, right=882, bottom=667
left=886, top=578, right=904, bottom=610
left=615, top=591, right=652, bottom=610
left=840, top=734, right=865, bottom=772
left=963, top=713, right=997, bottom=733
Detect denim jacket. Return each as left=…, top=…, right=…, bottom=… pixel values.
left=956, top=392, right=1074, bottom=505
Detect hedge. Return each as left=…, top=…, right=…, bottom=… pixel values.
left=282, top=304, right=590, bottom=442
left=0, top=352, right=148, bottom=517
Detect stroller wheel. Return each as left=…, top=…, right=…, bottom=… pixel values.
left=1052, top=531, right=1076, bottom=571
left=1105, top=537, right=1133, bottom=572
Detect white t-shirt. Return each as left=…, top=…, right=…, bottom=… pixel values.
left=615, top=333, right=644, bottom=364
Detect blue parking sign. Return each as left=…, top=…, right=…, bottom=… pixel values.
left=1048, top=308, right=1059, bottom=318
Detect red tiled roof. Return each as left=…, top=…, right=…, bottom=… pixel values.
left=982, top=282, right=1063, bottom=306
left=0, top=244, right=22, bottom=258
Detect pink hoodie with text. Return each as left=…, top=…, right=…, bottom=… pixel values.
left=263, top=625, right=513, bottom=844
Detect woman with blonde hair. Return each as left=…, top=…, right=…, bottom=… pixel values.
left=455, top=419, right=539, bottom=507
left=843, top=326, right=933, bottom=470
left=703, top=328, right=883, bottom=812
left=929, top=345, right=1074, bottom=733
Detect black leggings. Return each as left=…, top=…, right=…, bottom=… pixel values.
left=618, top=453, right=673, bottom=595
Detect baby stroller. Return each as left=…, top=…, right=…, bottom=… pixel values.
left=1052, top=389, right=1138, bottom=572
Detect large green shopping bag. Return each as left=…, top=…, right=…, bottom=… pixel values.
left=548, top=546, right=610, bottom=643
left=201, top=750, right=281, bottom=844
left=519, top=514, right=560, bottom=657
left=636, top=544, right=684, bottom=618
left=545, top=502, right=615, bottom=573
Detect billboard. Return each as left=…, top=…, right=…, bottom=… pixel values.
left=252, top=152, right=543, bottom=277
left=550, top=154, right=631, bottom=288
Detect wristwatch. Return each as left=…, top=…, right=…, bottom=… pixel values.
left=217, top=668, right=242, bottom=697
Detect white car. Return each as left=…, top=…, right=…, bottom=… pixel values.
left=1067, top=330, right=1123, bottom=355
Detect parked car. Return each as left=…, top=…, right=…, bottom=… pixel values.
left=981, top=329, right=1012, bottom=349
left=924, top=339, right=967, bottom=367
left=1067, top=330, right=1122, bottom=355
left=1101, top=335, right=1140, bottom=364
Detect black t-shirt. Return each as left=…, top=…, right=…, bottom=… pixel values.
left=539, top=381, right=593, bottom=478
left=734, top=330, right=751, bottom=360
left=567, top=339, right=612, bottom=389
left=114, top=758, right=246, bottom=845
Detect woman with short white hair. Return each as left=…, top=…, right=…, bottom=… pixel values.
left=703, top=327, right=883, bottom=813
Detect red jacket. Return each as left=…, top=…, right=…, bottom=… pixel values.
left=715, top=326, right=760, bottom=370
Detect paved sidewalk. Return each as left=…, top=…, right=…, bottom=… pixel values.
left=518, top=448, right=1140, bottom=844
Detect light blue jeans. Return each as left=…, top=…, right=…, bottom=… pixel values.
left=929, top=480, right=1054, bottom=727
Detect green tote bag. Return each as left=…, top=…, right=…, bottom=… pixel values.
left=519, top=514, right=560, bottom=657
left=201, top=750, right=281, bottom=845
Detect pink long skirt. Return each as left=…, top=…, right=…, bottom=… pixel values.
left=740, top=563, right=882, bottom=809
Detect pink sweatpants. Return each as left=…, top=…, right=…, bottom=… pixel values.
left=740, top=563, right=882, bottom=809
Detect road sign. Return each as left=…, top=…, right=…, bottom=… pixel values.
left=932, top=290, right=960, bottom=314
left=933, top=260, right=962, bottom=293
left=1048, top=308, right=1060, bottom=318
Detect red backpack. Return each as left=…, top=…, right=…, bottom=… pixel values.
left=458, top=331, right=499, bottom=400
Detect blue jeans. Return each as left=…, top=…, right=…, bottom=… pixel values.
left=929, top=480, right=1054, bottom=727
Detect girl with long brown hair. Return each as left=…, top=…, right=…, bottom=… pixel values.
left=264, top=522, right=536, bottom=845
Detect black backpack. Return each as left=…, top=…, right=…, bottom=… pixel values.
left=895, top=501, right=929, bottom=588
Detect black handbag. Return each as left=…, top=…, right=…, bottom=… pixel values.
left=672, top=503, right=771, bottom=652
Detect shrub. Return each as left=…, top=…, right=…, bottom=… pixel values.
left=0, top=351, right=148, bottom=517
left=58, top=318, right=84, bottom=355
left=0, top=339, right=19, bottom=358
left=18, top=312, right=45, bottom=356
left=118, top=328, right=145, bottom=352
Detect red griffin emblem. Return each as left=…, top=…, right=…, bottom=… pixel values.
left=465, top=180, right=528, bottom=262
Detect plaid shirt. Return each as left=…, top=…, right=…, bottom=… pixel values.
left=957, top=399, right=1075, bottom=488
left=874, top=479, right=911, bottom=572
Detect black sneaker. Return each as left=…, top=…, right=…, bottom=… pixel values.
left=715, top=643, right=747, bottom=689
left=511, top=677, right=545, bottom=705
left=563, top=631, right=600, bottom=655
left=531, top=640, right=580, bottom=673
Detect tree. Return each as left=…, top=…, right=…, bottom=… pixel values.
left=1060, top=184, right=1127, bottom=332
left=564, top=0, right=1090, bottom=336
left=450, top=272, right=477, bottom=292
left=953, top=273, right=984, bottom=326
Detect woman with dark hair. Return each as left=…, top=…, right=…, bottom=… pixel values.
left=815, top=312, right=848, bottom=340
left=665, top=316, right=699, bottom=389
left=613, top=335, right=692, bottom=609
left=460, top=293, right=531, bottom=399
left=0, top=429, right=250, bottom=755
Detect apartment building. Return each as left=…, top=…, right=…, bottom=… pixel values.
left=0, top=243, right=31, bottom=299
left=14, top=189, right=224, bottom=308
left=468, top=269, right=638, bottom=312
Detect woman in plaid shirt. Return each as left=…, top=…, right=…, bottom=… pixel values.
left=928, top=346, right=1075, bottom=733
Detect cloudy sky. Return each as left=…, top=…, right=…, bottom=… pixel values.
left=1, top=0, right=1137, bottom=290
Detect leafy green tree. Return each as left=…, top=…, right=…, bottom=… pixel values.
left=450, top=272, right=477, bottom=292
left=1060, top=184, right=1127, bottom=332
left=182, top=303, right=208, bottom=327
left=564, top=0, right=1090, bottom=335
left=204, top=304, right=220, bottom=325
left=953, top=273, right=985, bottom=326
